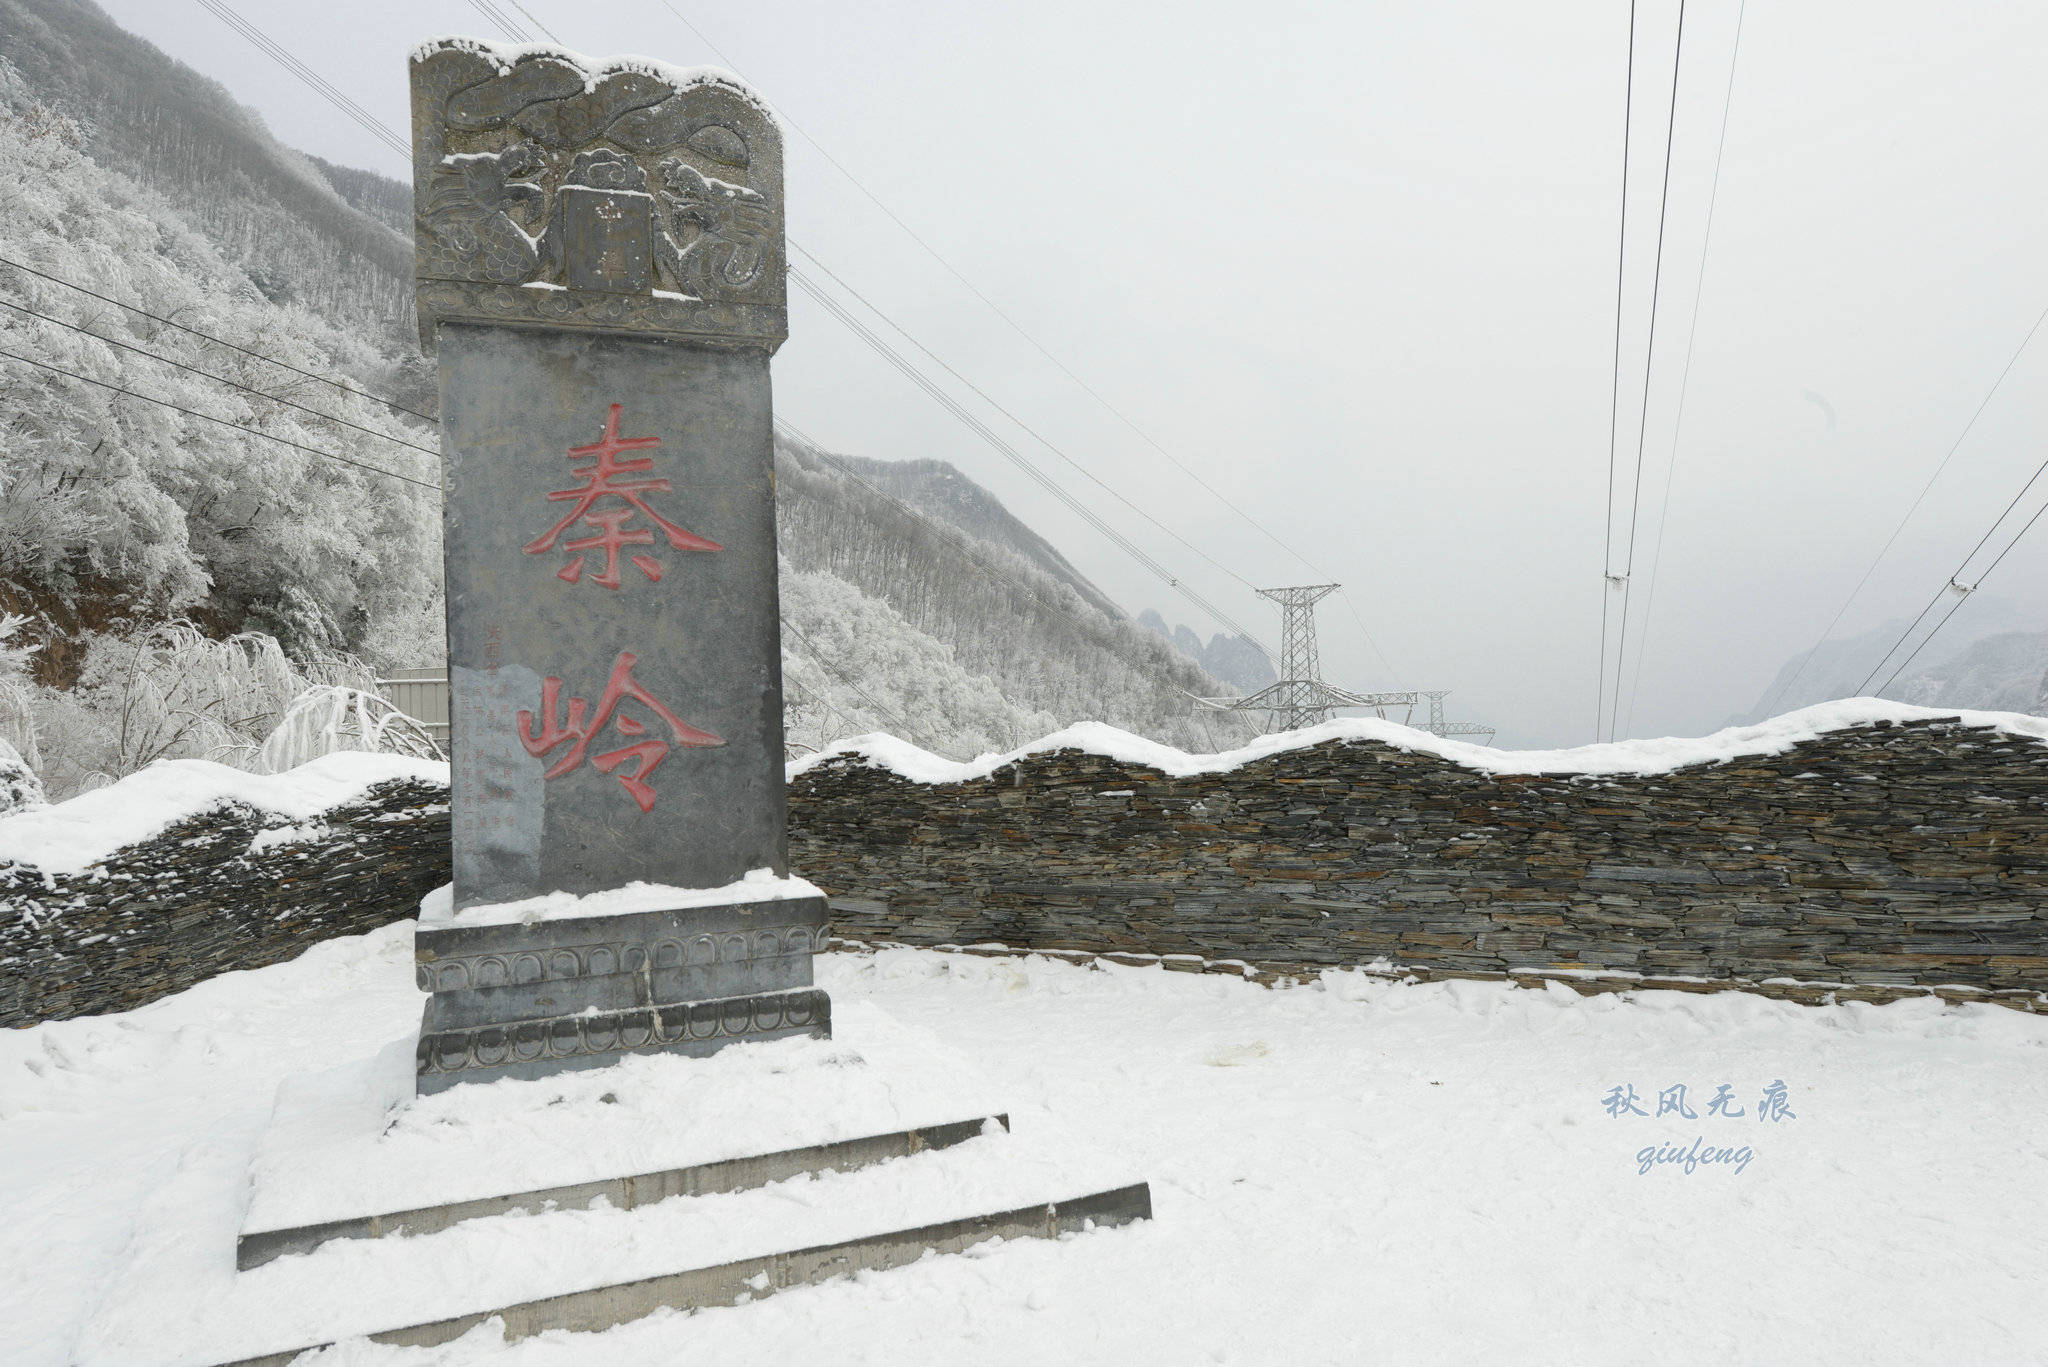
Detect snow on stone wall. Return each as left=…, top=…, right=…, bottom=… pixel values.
left=1, top=778, right=447, bottom=1025
left=790, top=711, right=2048, bottom=1006
left=7, top=707, right=2048, bottom=1024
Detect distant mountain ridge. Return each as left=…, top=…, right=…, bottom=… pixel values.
left=1137, top=609, right=1277, bottom=693
left=1741, top=594, right=2048, bottom=723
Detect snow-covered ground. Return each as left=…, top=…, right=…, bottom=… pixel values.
left=5, top=928, right=2045, bottom=1365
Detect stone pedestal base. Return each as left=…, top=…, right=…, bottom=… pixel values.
left=413, top=894, right=830, bottom=1093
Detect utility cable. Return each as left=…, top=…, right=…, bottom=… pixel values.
left=790, top=267, right=1275, bottom=659
left=1608, top=0, right=1688, bottom=742
left=191, top=0, right=409, bottom=160
left=0, top=296, right=441, bottom=458
left=0, top=253, right=437, bottom=422
left=1870, top=491, right=2048, bottom=696
left=774, top=417, right=1088, bottom=621
left=1758, top=294, right=2048, bottom=717
left=467, top=0, right=532, bottom=42
left=1857, top=444, right=2048, bottom=696
left=0, top=348, right=439, bottom=490
left=792, top=245, right=1258, bottom=595
left=1598, top=0, right=1641, bottom=744
left=1622, top=0, right=1745, bottom=738
left=505, top=1, right=563, bottom=42
left=780, top=613, right=943, bottom=754
left=652, top=0, right=1391, bottom=676
left=188, top=7, right=1282, bottom=666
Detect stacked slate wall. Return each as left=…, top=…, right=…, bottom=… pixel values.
left=7, top=718, right=2048, bottom=1026
left=1, top=780, right=448, bottom=1025
left=789, top=719, right=2048, bottom=1003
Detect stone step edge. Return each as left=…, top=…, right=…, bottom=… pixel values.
left=825, top=938, right=2048, bottom=1015
left=238, top=1113, right=1009, bottom=1271
left=212, top=1181, right=1153, bottom=1367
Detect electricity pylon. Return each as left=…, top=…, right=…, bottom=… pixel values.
left=1419, top=689, right=1497, bottom=745
left=1193, top=584, right=1419, bottom=732
left=1189, top=587, right=1500, bottom=741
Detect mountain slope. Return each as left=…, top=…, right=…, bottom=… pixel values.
left=0, top=0, right=414, bottom=344
left=827, top=453, right=1124, bottom=621
left=777, top=434, right=1253, bottom=755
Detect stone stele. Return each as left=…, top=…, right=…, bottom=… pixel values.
left=408, top=37, right=825, bottom=1092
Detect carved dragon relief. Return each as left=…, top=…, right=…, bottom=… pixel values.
left=410, top=40, right=786, bottom=352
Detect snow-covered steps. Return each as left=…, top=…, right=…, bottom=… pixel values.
left=237, top=1112, right=1007, bottom=1269
left=210, top=1181, right=1151, bottom=1367
left=72, top=1003, right=1149, bottom=1367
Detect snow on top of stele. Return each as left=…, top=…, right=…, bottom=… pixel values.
left=418, top=869, right=824, bottom=929
left=786, top=697, right=2048, bottom=787
left=409, top=34, right=776, bottom=123
left=0, top=752, right=447, bottom=878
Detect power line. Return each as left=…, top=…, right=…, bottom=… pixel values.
left=791, top=245, right=1259, bottom=596
left=1608, top=0, right=1689, bottom=742
left=1857, top=443, right=2048, bottom=696
left=1598, top=0, right=1641, bottom=745
left=504, top=0, right=563, bottom=42
left=1622, top=0, right=1747, bottom=738
left=0, top=347, right=440, bottom=491
left=1871, top=493, right=2048, bottom=696
left=467, top=0, right=564, bottom=44
left=194, top=9, right=1280, bottom=665
left=774, top=416, right=1087, bottom=621
left=467, top=0, right=533, bottom=42
left=0, top=295, right=441, bottom=458
left=790, top=265, right=1276, bottom=660
left=1757, top=293, right=2048, bottom=716
left=0, top=253, right=437, bottom=422
left=648, top=0, right=1392, bottom=676
left=191, top=0, right=409, bottom=161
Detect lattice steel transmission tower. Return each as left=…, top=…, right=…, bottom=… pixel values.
left=1262, top=583, right=1339, bottom=728
left=1418, top=690, right=1497, bottom=745
left=1194, top=584, right=1419, bottom=732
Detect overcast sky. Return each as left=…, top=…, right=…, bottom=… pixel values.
left=94, top=0, right=2048, bottom=747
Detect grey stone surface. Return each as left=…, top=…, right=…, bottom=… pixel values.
left=209, top=1183, right=1153, bottom=1367
left=415, top=896, right=828, bottom=1027
left=410, top=40, right=785, bottom=352
left=236, top=1115, right=1007, bottom=1269
left=415, top=985, right=831, bottom=1094
left=413, top=37, right=813, bottom=1090
left=438, top=324, right=787, bottom=906
left=410, top=896, right=833, bottom=1091
left=789, top=718, right=2048, bottom=1000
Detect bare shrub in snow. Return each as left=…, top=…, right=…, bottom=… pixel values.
left=36, top=623, right=378, bottom=794
left=0, top=612, right=42, bottom=773
left=0, top=612, right=46, bottom=812
left=257, top=685, right=443, bottom=771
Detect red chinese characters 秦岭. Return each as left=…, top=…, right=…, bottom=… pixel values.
left=517, top=651, right=723, bottom=812
left=523, top=403, right=721, bottom=589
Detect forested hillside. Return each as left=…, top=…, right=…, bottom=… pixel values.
left=0, top=0, right=1250, bottom=800
left=0, top=0, right=413, bottom=339
left=776, top=434, right=1253, bottom=756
